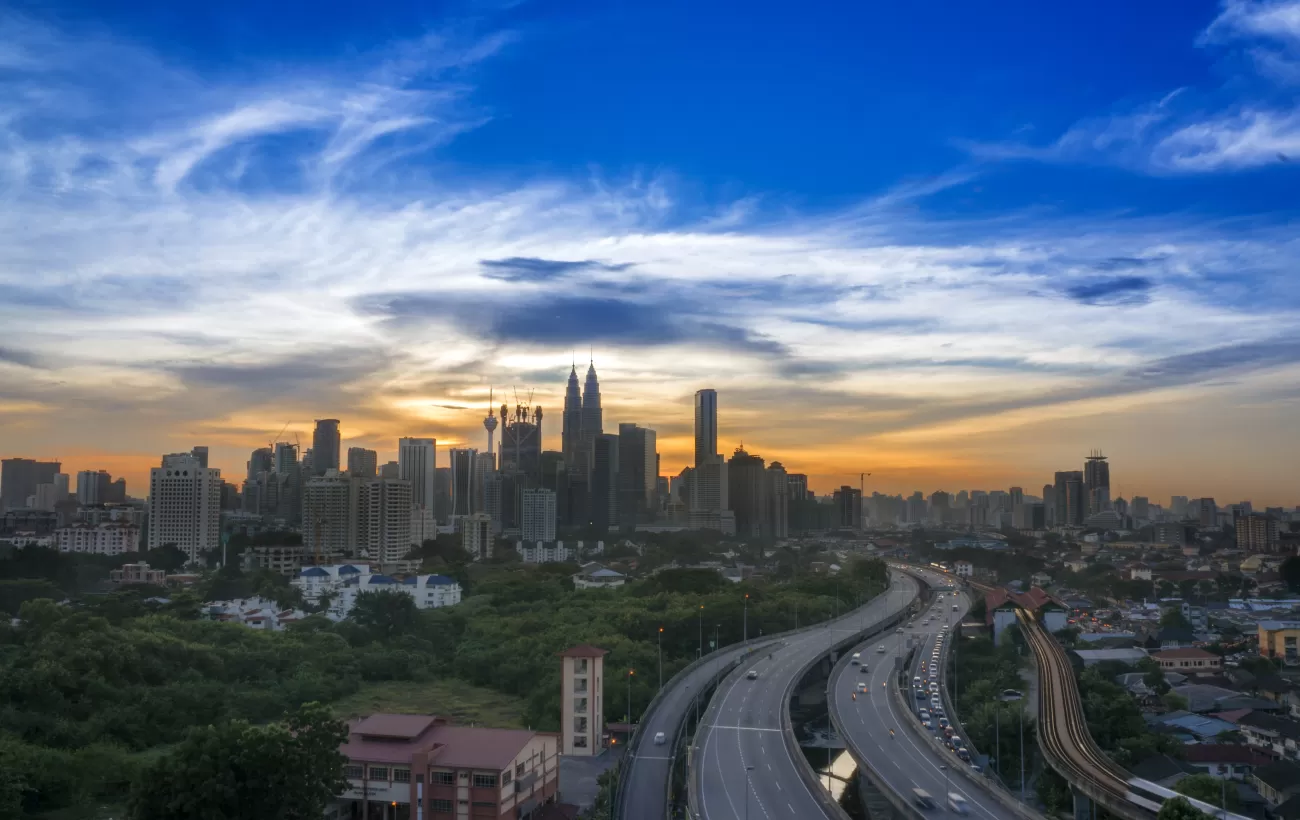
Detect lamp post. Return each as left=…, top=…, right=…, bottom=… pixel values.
left=743, top=594, right=749, bottom=643
left=744, top=765, right=754, bottom=820
left=627, top=669, right=634, bottom=724
left=658, top=627, right=664, bottom=690
left=698, top=605, right=704, bottom=658
left=715, top=623, right=720, bottom=651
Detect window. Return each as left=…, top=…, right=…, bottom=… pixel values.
left=574, top=736, right=588, bottom=749
left=369, top=766, right=389, bottom=781
left=575, top=658, right=588, bottom=674
left=431, top=799, right=453, bottom=812
left=574, top=717, right=588, bottom=734
left=574, top=679, right=588, bottom=694
left=502, top=770, right=512, bottom=786
left=472, top=801, right=495, bottom=808
left=344, top=765, right=363, bottom=779
left=515, top=762, right=525, bottom=777
left=574, top=697, right=588, bottom=713
left=472, top=773, right=497, bottom=788
left=432, top=771, right=455, bottom=785
left=393, top=768, right=411, bottom=783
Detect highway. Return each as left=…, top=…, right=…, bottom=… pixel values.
left=830, top=573, right=1017, bottom=819
left=695, top=573, right=920, bottom=820
left=622, top=640, right=772, bottom=820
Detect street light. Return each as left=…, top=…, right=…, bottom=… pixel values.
left=658, top=627, right=664, bottom=690
left=743, top=594, right=749, bottom=642
left=627, top=669, right=634, bottom=724
left=698, top=604, right=704, bottom=658
left=744, top=765, right=755, bottom=820
left=941, top=764, right=950, bottom=803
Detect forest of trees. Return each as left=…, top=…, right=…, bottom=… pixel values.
left=0, top=544, right=888, bottom=818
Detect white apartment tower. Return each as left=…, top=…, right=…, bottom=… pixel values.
left=365, top=478, right=413, bottom=564
left=147, top=453, right=221, bottom=561
left=462, top=512, right=493, bottom=561
left=560, top=644, right=608, bottom=756
left=521, top=488, right=557, bottom=542
left=302, top=470, right=356, bottom=563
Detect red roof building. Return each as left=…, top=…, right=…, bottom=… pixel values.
left=335, top=714, right=560, bottom=819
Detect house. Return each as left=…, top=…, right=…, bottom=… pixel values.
left=330, top=574, right=463, bottom=618
left=203, top=596, right=307, bottom=631
left=1130, top=564, right=1153, bottom=581
left=571, top=563, right=626, bottom=590
left=1250, top=761, right=1300, bottom=806
left=1149, top=711, right=1240, bottom=742
left=332, top=714, right=560, bottom=820
left=1183, top=744, right=1274, bottom=780
left=954, top=560, right=973, bottom=578
left=1072, top=648, right=1150, bottom=667
left=1239, top=712, right=1300, bottom=761
left=1148, top=625, right=1198, bottom=650
left=1154, top=648, right=1223, bottom=673
left=109, top=561, right=167, bottom=585
left=1130, top=754, right=1199, bottom=787
left=985, top=585, right=1068, bottom=646
left=293, top=563, right=371, bottom=602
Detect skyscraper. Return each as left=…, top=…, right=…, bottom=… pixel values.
left=363, top=478, right=413, bottom=565
left=590, top=433, right=619, bottom=533
left=312, top=420, right=341, bottom=474
left=563, top=367, right=582, bottom=465
left=1053, top=471, right=1086, bottom=527
left=694, top=389, right=718, bottom=468
left=247, top=447, right=273, bottom=481
left=1, top=458, right=61, bottom=512
left=302, top=471, right=356, bottom=563
left=1084, top=451, right=1110, bottom=514
left=398, top=437, right=437, bottom=511
left=766, top=461, right=789, bottom=538
left=580, top=362, right=603, bottom=455
left=77, top=470, right=113, bottom=505
left=617, top=423, right=657, bottom=531
left=347, top=447, right=378, bottom=478
left=727, top=446, right=768, bottom=538
left=147, top=453, right=221, bottom=561
left=787, top=473, right=809, bottom=502
left=449, top=448, right=479, bottom=519
left=521, top=488, right=557, bottom=542
left=190, top=446, right=209, bottom=469
left=833, top=486, right=863, bottom=530
left=499, top=403, right=543, bottom=484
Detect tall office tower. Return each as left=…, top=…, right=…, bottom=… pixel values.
left=32, top=482, right=61, bottom=510
left=580, top=362, right=603, bottom=454
left=1009, top=487, right=1024, bottom=508
left=347, top=447, right=378, bottom=478
left=590, top=433, right=620, bottom=533
left=273, top=442, right=298, bottom=474
left=787, top=473, right=809, bottom=502
left=906, top=491, right=926, bottom=524
left=617, top=423, right=657, bottom=531
left=931, top=491, right=952, bottom=526
left=1, top=458, right=61, bottom=512
left=766, top=461, right=789, bottom=538
left=540, top=451, right=569, bottom=526
left=190, top=446, right=209, bottom=469
left=726, top=446, right=768, bottom=538
left=449, top=448, right=479, bottom=518
left=1170, top=496, right=1189, bottom=518
left=483, top=472, right=504, bottom=532
left=955, top=490, right=970, bottom=510
left=475, top=451, right=496, bottom=515
left=1084, top=451, right=1110, bottom=514
left=53, top=473, right=70, bottom=503
left=311, top=420, right=341, bottom=475
left=302, top=471, right=356, bottom=563
left=1198, top=498, right=1218, bottom=529
left=1041, top=484, right=1056, bottom=526
left=398, top=437, right=437, bottom=510
left=1054, top=471, right=1086, bottom=527
left=521, top=488, right=558, bottom=542
left=671, top=468, right=694, bottom=505
left=833, top=486, right=863, bottom=529
left=434, top=467, right=452, bottom=523
left=499, top=403, right=543, bottom=484
left=1236, top=514, right=1279, bottom=552
left=147, top=453, right=221, bottom=561
left=247, top=447, right=273, bottom=480
left=562, top=367, right=583, bottom=465
left=462, top=513, right=494, bottom=561
left=694, top=389, right=718, bottom=468
left=1132, top=496, right=1150, bottom=520
left=364, top=478, right=413, bottom=565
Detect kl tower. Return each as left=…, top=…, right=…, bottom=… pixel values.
left=483, top=387, right=498, bottom=456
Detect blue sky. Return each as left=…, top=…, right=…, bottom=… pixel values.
left=1, top=0, right=1298, bottom=502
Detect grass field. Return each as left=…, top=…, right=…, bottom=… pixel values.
left=331, top=678, right=526, bottom=728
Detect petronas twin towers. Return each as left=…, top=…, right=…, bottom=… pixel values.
left=562, top=361, right=602, bottom=473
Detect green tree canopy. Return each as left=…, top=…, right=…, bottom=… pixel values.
left=1174, top=774, right=1239, bottom=810
left=349, top=589, right=420, bottom=641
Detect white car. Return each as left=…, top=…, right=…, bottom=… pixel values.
left=919, top=709, right=931, bottom=720
left=654, top=731, right=666, bottom=745
left=877, top=645, right=887, bottom=653
left=857, top=682, right=868, bottom=693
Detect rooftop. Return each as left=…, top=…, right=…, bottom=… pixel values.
left=429, top=726, right=542, bottom=770
left=1183, top=744, right=1273, bottom=765
left=354, top=713, right=441, bottom=740
left=558, top=644, right=609, bottom=659
left=1155, top=648, right=1220, bottom=660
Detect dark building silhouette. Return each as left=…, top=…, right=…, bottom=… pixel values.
left=312, top=419, right=341, bottom=474
left=590, top=433, right=619, bottom=534
left=727, top=446, right=768, bottom=538
left=618, top=423, right=656, bottom=532
left=1084, top=450, right=1110, bottom=514
left=1054, top=470, right=1086, bottom=527
left=833, top=485, right=862, bottom=529
left=1, top=458, right=61, bottom=512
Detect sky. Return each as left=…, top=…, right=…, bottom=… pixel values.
left=2, top=0, right=1299, bottom=505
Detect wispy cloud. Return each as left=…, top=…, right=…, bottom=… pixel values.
left=964, top=1, right=1300, bottom=174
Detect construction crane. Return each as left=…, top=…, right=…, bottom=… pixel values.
left=859, top=472, right=871, bottom=496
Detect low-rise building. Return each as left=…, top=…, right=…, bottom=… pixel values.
left=516, top=541, right=576, bottom=564
left=110, top=561, right=166, bottom=585
left=203, top=596, right=307, bottom=631
left=1259, top=621, right=1300, bottom=665
left=1239, top=712, right=1300, bottom=761
left=328, top=573, right=463, bottom=619
left=1154, top=648, right=1223, bottom=673
left=1183, top=744, right=1274, bottom=780
left=55, top=522, right=140, bottom=555
left=245, top=543, right=307, bottom=577
left=332, top=714, right=560, bottom=820
left=1251, top=761, right=1300, bottom=806
left=292, top=563, right=371, bottom=602
left=571, top=563, right=626, bottom=590
left=954, top=560, right=973, bottom=578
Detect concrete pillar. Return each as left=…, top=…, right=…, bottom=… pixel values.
left=1072, top=787, right=1093, bottom=820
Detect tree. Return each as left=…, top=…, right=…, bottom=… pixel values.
left=1281, top=555, right=1300, bottom=593
left=1158, top=796, right=1211, bottom=820
left=1175, top=774, right=1239, bottom=810
left=1138, top=656, right=1171, bottom=694
left=128, top=702, right=348, bottom=820
left=1162, top=691, right=1189, bottom=711
left=1160, top=608, right=1192, bottom=630
left=349, top=589, right=420, bottom=640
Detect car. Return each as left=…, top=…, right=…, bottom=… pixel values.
left=916, top=690, right=927, bottom=700
left=1001, top=689, right=1024, bottom=700
left=654, top=731, right=666, bottom=745
left=943, top=727, right=954, bottom=738
left=877, top=645, right=887, bottom=653
left=956, top=748, right=971, bottom=762
left=860, top=664, right=870, bottom=673
left=949, top=794, right=970, bottom=815
left=857, top=682, right=868, bottom=693
left=952, top=736, right=964, bottom=749
left=851, top=652, right=861, bottom=665
left=913, top=676, right=922, bottom=686
left=912, top=789, right=936, bottom=810
left=938, top=718, right=950, bottom=729
left=953, top=605, right=959, bottom=611
left=930, top=698, right=941, bottom=709
left=932, top=706, right=945, bottom=717
left=921, top=719, right=932, bottom=729
left=747, top=669, right=758, bottom=679
left=919, top=709, right=931, bottom=720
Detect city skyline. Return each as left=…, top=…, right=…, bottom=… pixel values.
left=2, top=2, right=1298, bottom=505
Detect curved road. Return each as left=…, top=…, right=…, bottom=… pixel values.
left=695, top=573, right=920, bottom=820
left=831, top=574, right=1016, bottom=819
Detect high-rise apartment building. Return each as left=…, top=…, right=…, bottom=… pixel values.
left=462, top=513, right=493, bottom=561
left=766, top=461, right=789, bottom=538
left=1171, top=496, right=1189, bottom=519
left=694, top=389, right=718, bottom=468
left=147, top=453, right=221, bottom=561
left=1053, top=471, right=1085, bottom=527
left=1236, top=514, right=1279, bottom=552
left=190, top=446, right=209, bottom=469
left=787, top=473, right=809, bottom=502
left=727, top=447, right=768, bottom=538
left=347, top=447, right=378, bottom=478
left=1041, top=484, right=1056, bottom=526
left=617, top=423, right=657, bottom=531
left=1132, top=496, right=1150, bottom=520
left=302, top=470, right=357, bottom=563
left=1084, top=451, right=1110, bottom=515
left=1009, top=487, right=1024, bottom=508
left=1, top=458, right=62, bottom=512
left=1198, top=498, right=1218, bottom=529
left=76, top=470, right=113, bottom=506
left=310, top=420, right=341, bottom=475
left=833, top=486, right=863, bottom=530
left=398, top=437, right=436, bottom=511
left=521, top=488, right=558, bottom=542
left=364, top=478, right=412, bottom=564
